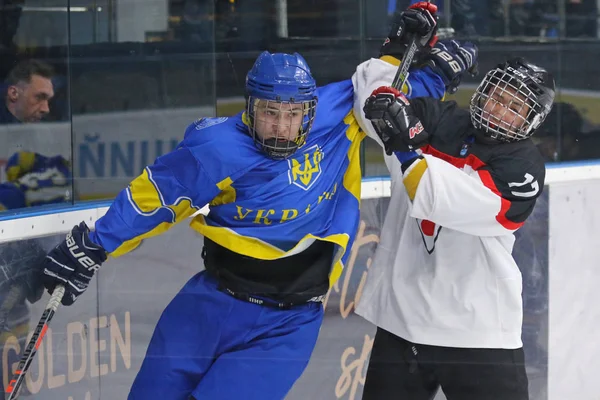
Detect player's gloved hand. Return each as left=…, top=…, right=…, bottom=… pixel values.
left=380, top=1, right=439, bottom=60
left=425, top=40, right=479, bottom=94
left=41, top=222, right=107, bottom=306
left=364, top=86, right=430, bottom=155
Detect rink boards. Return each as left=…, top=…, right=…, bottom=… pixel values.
left=1, top=166, right=599, bottom=400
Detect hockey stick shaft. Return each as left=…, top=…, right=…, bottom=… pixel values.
left=5, top=285, right=65, bottom=400
left=390, top=0, right=433, bottom=91
left=391, top=37, right=420, bottom=91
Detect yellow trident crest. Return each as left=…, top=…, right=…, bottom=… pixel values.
left=288, top=145, right=324, bottom=190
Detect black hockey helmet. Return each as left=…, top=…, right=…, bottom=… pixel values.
left=470, top=57, right=555, bottom=142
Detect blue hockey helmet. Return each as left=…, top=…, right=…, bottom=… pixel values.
left=245, top=51, right=318, bottom=159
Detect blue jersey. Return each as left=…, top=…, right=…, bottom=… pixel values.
left=0, top=152, right=71, bottom=210
left=90, top=67, right=445, bottom=286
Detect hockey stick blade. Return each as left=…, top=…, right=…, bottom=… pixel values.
left=5, top=285, right=65, bottom=400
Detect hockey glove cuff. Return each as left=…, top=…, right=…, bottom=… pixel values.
left=426, top=40, right=478, bottom=94
left=42, top=222, right=107, bottom=306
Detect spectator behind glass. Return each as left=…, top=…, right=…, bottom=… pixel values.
left=1, top=59, right=54, bottom=124
left=406, top=0, right=504, bottom=37
left=0, top=59, right=71, bottom=211
left=565, top=0, right=598, bottom=38
left=179, top=0, right=214, bottom=43
left=520, top=0, right=597, bottom=38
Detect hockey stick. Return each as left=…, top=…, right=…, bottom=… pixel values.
left=391, top=36, right=420, bottom=91
left=5, top=284, right=65, bottom=400
left=391, top=0, right=435, bottom=91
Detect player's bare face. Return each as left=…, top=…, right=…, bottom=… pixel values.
left=481, top=85, right=530, bottom=136
left=254, top=100, right=304, bottom=142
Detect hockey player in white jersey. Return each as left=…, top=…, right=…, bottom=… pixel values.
left=352, top=5, right=555, bottom=399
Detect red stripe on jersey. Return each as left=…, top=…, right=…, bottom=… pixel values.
left=422, top=145, right=523, bottom=231
left=421, top=145, right=486, bottom=171
left=477, top=170, right=523, bottom=230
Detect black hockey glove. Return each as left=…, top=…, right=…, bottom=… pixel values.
left=380, top=1, right=439, bottom=60
left=425, top=40, right=479, bottom=94
left=364, top=86, right=430, bottom=155
left=42, top=222, right=107, bottom=306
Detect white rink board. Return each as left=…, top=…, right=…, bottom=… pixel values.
left=2, top=163, right=598, bottom=242
left=547, top=179, right=600, bottom=400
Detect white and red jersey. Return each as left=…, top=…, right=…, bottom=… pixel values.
left=352, top=58, right=546, bottom=349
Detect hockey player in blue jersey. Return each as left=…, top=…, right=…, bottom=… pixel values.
left=37, top=4, right=476, bottom=398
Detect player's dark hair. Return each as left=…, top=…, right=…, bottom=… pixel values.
left=5, top=59, right=54, bottom=86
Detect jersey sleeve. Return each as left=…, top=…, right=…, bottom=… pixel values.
left=402, top=154, right=545, bottom=236
left=352, top=56, right=446, bottom=147
left=89, top=129, right=229, bottom=257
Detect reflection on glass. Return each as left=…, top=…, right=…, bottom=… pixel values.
left=0, top=59, right=71, bottom=212
left=70, top=0, right=217, bottom=202
left=0, top=0, right=23, bottom=50
left=0, top=1, right=599, bottom=198
left=0, top=237, right=49, bottom=396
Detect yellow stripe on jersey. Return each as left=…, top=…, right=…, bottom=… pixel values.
left=110, top=198, right=198, bottom=257
left=128, top=169, right=164, bottom=213
left=210, top=176, right=236, bottom=207
left=403, top=158, right=428, bottom=201
left=191, top=214, right=285, bottom=258
left=6, top=151, right=36, bottom=182
left=380, top=55, right=400, bottom=66
left=217, top=177, right=233, bottom=190
left=109, top=169, right=198, bottom=257
left=342, top=112, right=366, bottom=204
left=333, top=111, right=365, bottom=283
left=378, top=56, right=411, bottom=94
left=190, top=215, right=349, bottom=287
